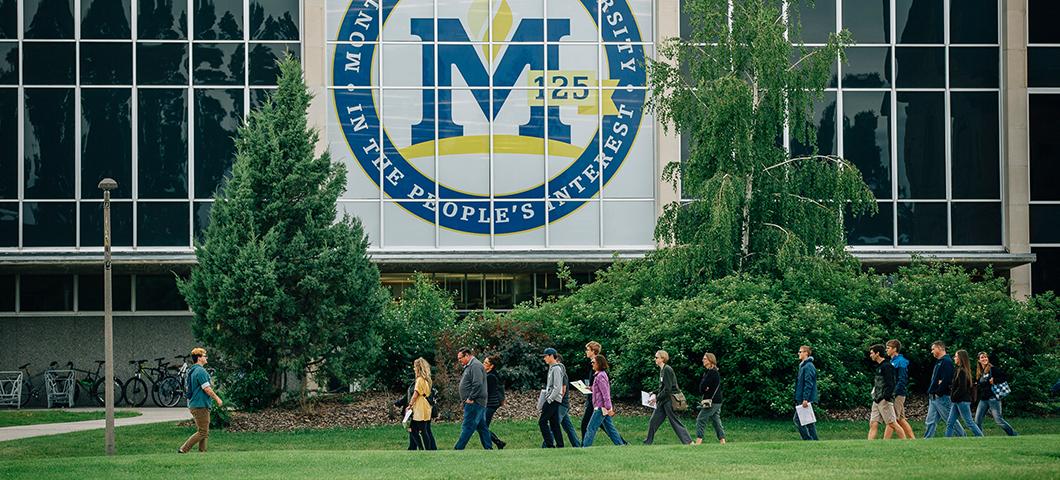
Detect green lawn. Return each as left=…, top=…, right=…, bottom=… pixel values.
left=1, top=416, right=1058, bottom=479
left=0, top=409, right=140, bottom=427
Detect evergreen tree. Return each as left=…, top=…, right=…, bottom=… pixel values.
left=178, top=56, right=387, bottom=409
left=648, top=0, right=877, bottom=279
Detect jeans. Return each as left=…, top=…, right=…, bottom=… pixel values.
left=695, top=404, right=726, bottom=441
left=409, top=420, right=437, bottom=450
left=946, top=401, right=984, bottom=437
left=484, top=406, right=506, bottom=446
left=582, top=408, right=626, bottom=446
left=539, top=401, right=564, bottom=447
left=645, top=400, right=692, bottom=445
left=454, top=402, right=493, bottom=450
left=925, top=395, right=963, bottom=438
left=974, top=399, right=1017, bottom=436
left=793, top=412, right=818, bottom=441
left=559, top=404, right=582, bottom=447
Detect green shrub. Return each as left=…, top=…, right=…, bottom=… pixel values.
left=373, top=273, right=458, bottom=390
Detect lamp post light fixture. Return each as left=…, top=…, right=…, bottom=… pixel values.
left=98, top=178, right=118, bottom=456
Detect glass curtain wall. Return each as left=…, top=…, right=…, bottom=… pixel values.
left=1028, top=0, right=1060, bottom=295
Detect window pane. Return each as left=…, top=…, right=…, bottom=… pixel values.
left=0, top=202, right=15, bottom=246
left=78, top=274, right=132, bottom=311
left=136, top=274, right=188, bottom=310
left=82, top=0, right=131, bottom=39
left=949, top=47, right=998, bottom=88
left=896, top=92, right=944, bottom=199
left=897, top=202, right=946, bottom=246
left=194, top=0, right=243, bottom=40
left=138, top=88, right=188, bottom=198
left=896, top=0, right=942, bottom=44
left=0, top=0, right=15, bottom=39
left=846, top=201, right=893, bottom=246
left=23, top=42, right=75, bottom=85
left=793, top=0, right=835, bottom=44
left=24, top=88, right=75, bottom=198
left=0, top=89, right=15, bottom=199
left=1030, top=94, right=1060, bottom=201
left=193, top=201, right=212, bottom=241
left=790, top=91, right=837, bottom=158
left=952, top=202, right=1001, bottom=246
left=250, top=0, right=299, bottom=40
left=895, top=47, right=944, bottom=88
left=25, top=0, right=75, bottom=39
left=22, top=201, right=76, bottom=246
left=843, top=92, right=891, bottom=198
left=193, top=43, right=245, bottom=85
left=137, top=201, right=188, bottom=246
left=1032, top=248, right=1060, bottom=296
left=951, top=92, right=1000, bottom=199
left=1031, top=204, right=1060, bottom=244
left=1028, top=48, right=1060, bottom=89
left=1029, top=0, right=1060, bottom=44
left=82, top=88, right=132, bottom=199
left=81, top=42, right=133, bottom=85
left=843, top=0, right=889, bottom=44
left=249, top=43, right=299, bottom=86
left=20, top=275, right=74, bottom=311
left=843, top=47, right=890, bottom=88
left=250, top=88, right=274, bottom=108
left=0, top=274, right=13, bottom=311
left=194, top=89, right=243, bottom=198
left=138, top=0, right=188, bottom=39
left=951, top=0, right=997, bottom=44
left=80, top=201, right=133, bottom=246
left=0, top=43, right=17, bottom=84
left=137, top=42, right=189, bottom=85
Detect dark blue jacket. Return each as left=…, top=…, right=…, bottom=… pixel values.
left=891, top=354, right=910, bottom=397
left=928, top=355, right=955, bottom=396
left=795, top=357, right=818, bottom=404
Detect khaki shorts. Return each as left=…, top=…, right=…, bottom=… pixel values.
left=870, top=399, right=898, bottom=424
left=893, top=395, right=907, bottom=421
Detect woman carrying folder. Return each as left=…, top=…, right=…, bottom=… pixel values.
left=644, top=350, right=693, bottom=445
left=581, top=354, right=626, bottom=446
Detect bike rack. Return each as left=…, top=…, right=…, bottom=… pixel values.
left=0, top=371, right=22, bottom=408
left=45, top=370, right=76, bottom=408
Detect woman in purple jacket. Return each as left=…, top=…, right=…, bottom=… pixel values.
left=581, top=354, right=627, bottom=446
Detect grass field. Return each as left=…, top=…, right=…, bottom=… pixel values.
left=0, top=409, right=140, bottom=427
left=1, top=416, right=1058, bottom=479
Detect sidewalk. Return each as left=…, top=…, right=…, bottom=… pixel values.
left=0, top=408, right=192, bottom=442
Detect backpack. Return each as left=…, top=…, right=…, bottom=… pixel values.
left=184, top=365, right=201, bottom=401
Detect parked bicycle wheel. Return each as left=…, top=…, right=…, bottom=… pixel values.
left=18, top=380, right=33, bottom=408
left=155, top=376, right=182, bottom=407
left=90, top=378, right=124, bottom=407
left=123, top=377, right=149, bottom=407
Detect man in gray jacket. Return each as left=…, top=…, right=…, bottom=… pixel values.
left=538, top=348, right=566, bottom=447
left=454, top=348, right=492, bottom=450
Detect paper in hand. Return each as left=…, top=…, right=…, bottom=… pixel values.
left=641, top=391, right=656, bottom=409
left=795, top=403, right=816, bottom=426
left=571, top=380, right=592, bottom=395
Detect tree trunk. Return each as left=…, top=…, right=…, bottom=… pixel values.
left=740, top=173, right=753, bottom=271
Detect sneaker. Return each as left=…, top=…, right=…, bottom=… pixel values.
left=496, top=440, right=506, bottom=450
left=177, top=449, right=185, bottom=454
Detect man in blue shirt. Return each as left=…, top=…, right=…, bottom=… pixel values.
left=884, top=340, right=916, bottom=439
left=178, top=347, right=223, bottom=453
left=924, top=341, right=963, bottom=438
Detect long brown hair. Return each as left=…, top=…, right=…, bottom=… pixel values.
left=975, top=352, right=992, bottom=379
left=954, top=350, right=973, bottom=388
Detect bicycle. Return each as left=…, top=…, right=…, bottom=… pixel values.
left=66, top=360, right=123, bottom=407
left=123, top=358, right=174, bottom=407
left=16, top=361, right=58, bottom=408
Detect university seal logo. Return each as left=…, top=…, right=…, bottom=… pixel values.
left=333, top=0, right=647, bottom=234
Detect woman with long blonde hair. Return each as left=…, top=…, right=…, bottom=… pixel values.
left=407, top=357, right=436, bottom=450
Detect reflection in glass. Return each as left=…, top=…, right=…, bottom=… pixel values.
left=896, top=92, right=944, bottom=199
left=78, top=274, right=132, bottom=310
left=250, top=88, right=275, bottom=108
left=82, top=0, right=131, bottom=39
left=1031, top=205, right=1060, bottom=244
left=24, top=88, right=75, bottom=198
left=81, top=42, right=133, bottom=85
left=896, top=0, right=942, bottom=44
left=790, top=92, right=837, bottom=157
left=23, top=42, right=76, bottom=85
left=951, top=92, right=999, bottom=199
left=0, top=203, right=15, bottom=247
left=843, top=92, right=891, bottom=198
left=846, top=201, right=892, bottom=246
left=843, top=47, right=890, bottom=88
left=195, top=89, right=243, bottom=198
left=20, top=275, right=74, bottom=311
left=953, top=0, right=998, bottom=44
left=952, top=203, right=1001, bottom=246
left=22, top=202, right=76, bottom=246
left=895, top=47, right=944, bottom=88
left=0, top=0, right=15, bottom=39
left=0, top=43, right=17, bottom=84
left=250, top=43, right=299, bottom=85
left=25, top=0, right=75, bottom=39
left=1028, top=48, right=1060, bottom=88
left=0, top=274, right=12, bottom=311
left=897, top=202, right=946, bottom=246
left=0, top=90, right=15, bottom=199
left=137, top=42, right=189, bottom=85
left=82, top=88, right=132, bottom=198
left=193, top=43, right=245, bottom=85
left=136, top=274, right=188, bottom=310
left=842, top=0, right=889, bottom=44
left=138, top=89, right=188, bottom=198
left=194, top=0, right=243, bottom=40
left=1030, top=94, right=1060, bottom=201
left=138, top=0, right=188, bottom=39
left=137, top=202, right=189, bottom=246
left=81, top=201, right=133, bottom=246
left=251, top=0, right=299, bottom=40
left=1031, top=248, right=1060, bottom=296
left=193, top=201, right=212, bottom=241
left=949, top=47, right=999, bottom=88
left=792, top=0, right=835, bottom=44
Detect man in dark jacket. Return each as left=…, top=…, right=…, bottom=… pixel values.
left=924, top=341, right=963, bottom=438
left=454, top=348, right=493, bottom=450
left=868, top=344, right=907, bottom=440
left=793, top=345, right=819, bottom=440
